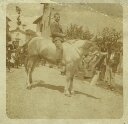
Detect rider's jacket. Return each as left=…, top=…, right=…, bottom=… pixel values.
left=50, top=21, right=64, bottom=42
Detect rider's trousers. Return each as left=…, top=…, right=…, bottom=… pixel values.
left=54, top=40, right=63, bottom=61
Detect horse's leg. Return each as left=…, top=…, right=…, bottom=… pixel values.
left=26, top=56, right=41, bottom=88
left=26, top=56, right=34, bottom=88
left=25, top=57, right=28, bottom=73
left=61, top=66, right=66, bottom=75
left=69, top=65, right=78, bottom=95
left=65, top=72, right=71, bottom=97
left=65, top=63, right=74, bottom=97
left=69, top=74, right=75, bottom=95
left=29, top=56, right=41, bottom=86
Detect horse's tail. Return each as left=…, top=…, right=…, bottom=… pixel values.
left=24, top=55, right=29, bottom=73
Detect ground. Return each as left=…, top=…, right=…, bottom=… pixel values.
left=6, top=64, right=123, bottom=119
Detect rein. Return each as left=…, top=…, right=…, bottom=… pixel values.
left=88, top=51, right=99, bottom=64
left=66, top=40, right=81, bottom=57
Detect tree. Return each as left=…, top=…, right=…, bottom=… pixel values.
left=94, top=27, right=122, bottom=63
left=66, top=23, right=93, bottom=40
left=16, top=6, right=22, bottom=26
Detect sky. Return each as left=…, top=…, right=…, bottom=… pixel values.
left=81, top=3, right=123, bottom=18
left=6, top=3, right=123, bottom=33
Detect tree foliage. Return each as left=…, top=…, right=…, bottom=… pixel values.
left=66, top=24, right=122, bottom=53
left=95, top=27, right=122, bottom=53
left=66, top=23, right=93, bottom=40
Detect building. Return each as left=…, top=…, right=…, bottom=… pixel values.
left=10, top=27, right=37, bottom=47
left=6, top=17, right=11, bottom=43
left=33, top=3, right=52, bottom=37
left=25, top=29, right=37, bottom=42
left=33, top=15, right=43, bottom=36
left=10, top=27, right=26, bottom=47
left=6, top=16, right=11, bottom=33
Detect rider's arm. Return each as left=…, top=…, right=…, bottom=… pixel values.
left=50, top=23, right=65, bottom=38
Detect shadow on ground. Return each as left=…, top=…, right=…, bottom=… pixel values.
left=96, top=81, right=123, bottom=96
left=31, top=80, right=100, bottom=99
left=74, top=71, right=123, bottom=96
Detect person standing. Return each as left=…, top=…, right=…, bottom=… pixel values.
left=105, top=49, right=120, bottom=90
left=98, top=44, right=107, bottom=81
left=6, top=41, right=14, bottom=72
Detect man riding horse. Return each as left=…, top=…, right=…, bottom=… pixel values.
left=50, top=13, right=66, bottom=65
left=25, top=13, right=105, bottom=97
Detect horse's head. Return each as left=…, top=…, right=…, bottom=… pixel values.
left=72, top=39, right=105, bottom=63
left=86, top=40, right=100, bottom=55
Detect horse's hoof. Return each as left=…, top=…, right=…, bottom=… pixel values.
left=64, top=90, right=71, bottom=97
left=31, top=83, right=35, bottom=88
left=71, top=91, right=75, bottom=95
left=26, top=85, right=31, bottom=90
left=65, top=94, right=71, bottom=97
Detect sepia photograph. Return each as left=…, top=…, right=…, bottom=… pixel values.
left=6, top=3, right=123, bottom=119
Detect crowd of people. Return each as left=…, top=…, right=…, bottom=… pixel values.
left=6, top=40, right=28, bottom=72
left=80, top=40, right=122, bottom=91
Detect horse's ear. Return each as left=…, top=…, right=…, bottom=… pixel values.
left=90, top=34, right=97, bottom=42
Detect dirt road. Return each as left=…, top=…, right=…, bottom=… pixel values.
left=6, top=65, right=123, bottom=119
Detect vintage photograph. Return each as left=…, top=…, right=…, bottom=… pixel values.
left=6, top=3, right=123, bottom=119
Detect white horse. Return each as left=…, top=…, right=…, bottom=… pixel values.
left=25, top=37, right=102, bottom=97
